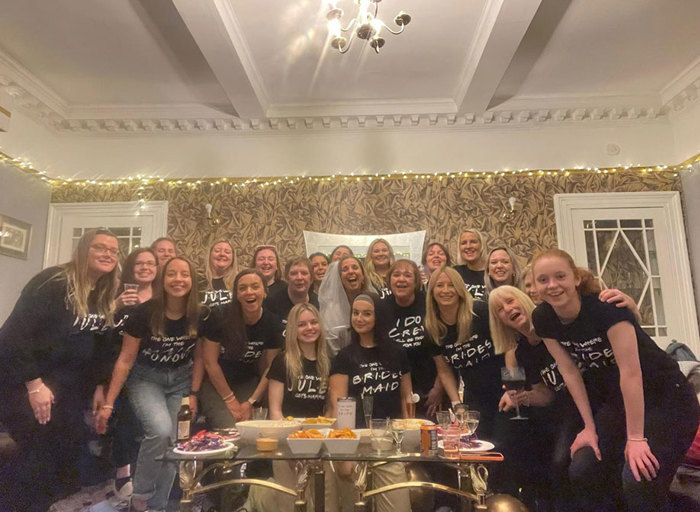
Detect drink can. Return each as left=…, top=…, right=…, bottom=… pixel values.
left=420, top=424, right=437, bottom=456
left=336, top=397, right=357, bottom=429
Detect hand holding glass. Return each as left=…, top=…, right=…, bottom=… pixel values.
left=501, top=367, right=527, bottom=420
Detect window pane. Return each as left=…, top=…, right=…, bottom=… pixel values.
left=596, top=231, right=616, bottom=266
left=109, top=227, right=130, bottom=236
left=638, top=286, right=654, bottom=326
left=620, top=219, right=642, bottom=228
left=585, top=230, right=597, bottom=272
left=644, top=219, right=654, bottom=227
left=132, top=227, right=142, bottom=236
left=623, top=230, right=646, bottom=272
left=583, top=220, right=593, bottom=229
left=646, top=230, right=659, bottom=275
left=652, top=277, right=666, bottom=326
left=73, top=228, right=82, bottom=237
left=594, top=219, right=618, bottom=229
left=600, top=235, right=646, bottom=300
left=643, top=327, right=657, bottom=337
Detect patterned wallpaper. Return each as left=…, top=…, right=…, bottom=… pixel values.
left=51, top=171, right=681, bottom=273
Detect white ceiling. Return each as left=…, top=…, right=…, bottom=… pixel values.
left=0, top=0, right=698, bottom=133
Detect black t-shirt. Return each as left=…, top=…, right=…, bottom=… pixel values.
left=266, top=280, right=288, bottom=300
left=263, top=290, right=320, bottom=323
left=380, top=292, right=436, bottom=396
left=267, top=352, right=327, bottom=418
left=375, top=285, right=392, bottom=300
left=514, top=335, right=566, bottom=393
left=124, top=300, right=201, bottom=368
left=330, top=343, right=411, bottom=427
left=453, top=266, right=486, bottom=301
left=532, top=295, right=684, bottom=400
left=426, top=300, right=503, bottom=414
left=201, top=306, right=284, bottom=383
left=202, top=277, right=232, bottom=307
left=0, top=266, right=110, bottom=386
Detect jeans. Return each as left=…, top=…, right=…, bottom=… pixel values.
left=127, top=362, right=192, bottom=510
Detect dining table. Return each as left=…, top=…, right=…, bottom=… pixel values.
left=165, top=440, right=506, bottom=512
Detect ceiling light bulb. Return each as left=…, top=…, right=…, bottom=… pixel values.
left=508, top=197, right=516, bottom=208
left=328, top=17, right=341, bottom=38
left=370, top=18, right=382, bottom=36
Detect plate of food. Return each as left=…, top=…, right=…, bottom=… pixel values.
left=438, top=438, right=495, bottom=453
left=295, top=416, right=337, bottom=430
left=174, top=431, right=235, bottom=456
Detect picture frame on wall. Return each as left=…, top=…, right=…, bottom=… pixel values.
left=0, top=214, right=32, bottom=260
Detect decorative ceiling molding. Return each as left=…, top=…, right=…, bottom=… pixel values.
left=661, top=57, right=700, bottom=115
left=0, top=44, right=696, bottom=135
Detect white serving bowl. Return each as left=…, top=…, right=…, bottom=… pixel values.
left=236, top=420, right=302, bottom=445
left=297, top=418, right=337, bottom=430
left=392, top=419, right=434, bottom=450
left=287, top=436, right=325, bottom=455
left=323, top=430, right=361, bottom=454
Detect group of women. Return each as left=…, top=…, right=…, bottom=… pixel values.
left=0, top=227, right=697, bottom=512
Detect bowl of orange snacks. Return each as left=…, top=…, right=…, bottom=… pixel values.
left=287, top=428, right=327, bottom=455
left=323, top=427, right=361, bottom=454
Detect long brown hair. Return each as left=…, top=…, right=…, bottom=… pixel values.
left=284, top=303, right=329, bottom=391
left=149, top=257, right=200, bottom=337
left=205, top=239, right=237, bottom=291
left=531, top=249, right=602, bottom=296
left=338, top=255, right=370, bottom=297
left=120, top=247, right=157, bottom=293
left=421, top=241, right=453, bottom=267
left=59, top=228, right=119, bottom=326
left=425, top=266, right=473, bottom=346
left=222, top=268, right=268, bottom=359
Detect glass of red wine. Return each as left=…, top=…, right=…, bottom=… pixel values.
left=501, top=366, right=528, bottom=420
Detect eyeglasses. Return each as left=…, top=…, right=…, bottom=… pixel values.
left=134, top=261, right=157, bottom=268
left=90, top=244, right=120, bottom=257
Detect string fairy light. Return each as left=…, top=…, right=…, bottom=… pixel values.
left=1, top=150, right=698, bottom=191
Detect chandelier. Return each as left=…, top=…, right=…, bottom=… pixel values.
left=326, top=0, right=411, bottom=54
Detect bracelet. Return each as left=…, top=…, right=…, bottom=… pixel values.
left=627, top=437, right=648, bottom=442
left=101, top=405, right=114, bottom=410
left=247, top=397, right=257, bottom=405
left=28, top=384, right=45, bottom=394
left=222, top=392, right=235, bottom=402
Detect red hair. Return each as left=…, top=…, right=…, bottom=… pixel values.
left=531, top=248, right=601, bottom=296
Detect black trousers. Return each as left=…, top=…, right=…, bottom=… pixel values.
left=558, top=379, right=700, bottom=512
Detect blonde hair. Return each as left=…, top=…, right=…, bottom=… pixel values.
left=284, top=303, right=329, bottom=391
left=365, top=238, right=395, bottom=290
left=425, top=267, right=474, bottom=346
left=59, top=228, right=119, bottom=326
left=488, top=286, right=536, bottom=355
left=485, top=246, right=523, bottom=294
left=457, top=229, right=488, bottom=267
left=204, top=239, right=237, bottom=291
left=150, top=257, right=200, bottom=337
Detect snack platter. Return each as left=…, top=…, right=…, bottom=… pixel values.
left=174, top=431, right=236, bottom=457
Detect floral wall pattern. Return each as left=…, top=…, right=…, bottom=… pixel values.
left=51, top=171, right=681, bottom=274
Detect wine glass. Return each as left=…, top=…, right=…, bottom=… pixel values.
left=370, top=419, right=390, bottom=455
left=390, top=420, right=405, bottom=454
left=464, top=410, right=480, bottom=440
left=436, top=411, right=451, bottom=433
left=362, top=394, right=374, bottom=429
left=501, top=366, right=528, bottom=420
left=453, top=403, right=469, bottom=432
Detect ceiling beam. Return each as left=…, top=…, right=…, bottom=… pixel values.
left=455, top=0, right=543, bottom=114
left=171, top=0, right=268, bottom=119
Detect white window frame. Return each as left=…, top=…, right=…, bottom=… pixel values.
left=554, top=191, right=699, bottom=352
left=44, top=201, right=169, bottom=267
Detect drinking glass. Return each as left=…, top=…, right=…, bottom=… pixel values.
left=362, top=394, right=374, bottom=429
left=464, top=410, right=480, bottom=440
left=436, top=411, right=451, bottom=432
left=370, top=419, right=390, bottom=455
left=453, top=403, right=469, bottom=433
left=252, top=407, right=268, bottom=421
left=124, top=283, right=139, bottom=292
left=501, top=366, right=527, bottom=420
left=390, top=420, right=406, bottom=454
left=443, top=426, right=461, bottom=459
